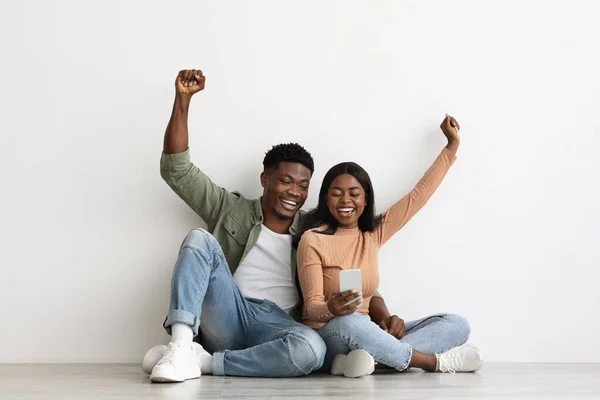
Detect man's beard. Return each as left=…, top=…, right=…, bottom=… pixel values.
left=273, top=205, right=294, bottom=220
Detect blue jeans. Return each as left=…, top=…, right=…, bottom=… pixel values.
left=163, top=229, right=326, bottom=377
left=318, top=312, right=470, bottom=371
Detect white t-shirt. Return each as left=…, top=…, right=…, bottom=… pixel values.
left=233, top=225, right=300, bottom=313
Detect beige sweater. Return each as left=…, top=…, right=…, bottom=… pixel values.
left=297, top=148, right=456, bottom=328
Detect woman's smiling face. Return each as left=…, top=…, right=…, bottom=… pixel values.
left=327, top=173, right=366, bottom=229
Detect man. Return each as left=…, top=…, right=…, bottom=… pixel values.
left=143, top=69, right=375, bottom=382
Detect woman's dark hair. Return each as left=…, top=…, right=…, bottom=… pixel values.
left=293, top=161, right=382, bottom=248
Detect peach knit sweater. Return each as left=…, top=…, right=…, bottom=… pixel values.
left=297, top=148, right=456, bottom=328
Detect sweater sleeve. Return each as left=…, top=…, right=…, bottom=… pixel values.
left=297, top=232, right=334, bottom=323
left=374, top=148, right=457, bottom=246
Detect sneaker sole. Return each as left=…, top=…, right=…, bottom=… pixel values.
left=332, top=349, right=375, bottom=378
left=150, top=370, right=201, bottom=383
left=150, top=375, right=200, bottom=383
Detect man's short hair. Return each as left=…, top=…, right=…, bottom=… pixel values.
left=263, top=143, right=314, bottom=175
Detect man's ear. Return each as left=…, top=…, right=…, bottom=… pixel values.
left=260, top=171, right=268, bottom=188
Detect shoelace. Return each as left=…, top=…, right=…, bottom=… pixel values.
left=158, top=342, right=187, bottom=364
left=438, top=353, right=463, bottom=374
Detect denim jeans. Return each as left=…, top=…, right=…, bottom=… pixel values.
left=163, top=229, right=326, bottom=377
left=318, top=312, right=470, bottom=371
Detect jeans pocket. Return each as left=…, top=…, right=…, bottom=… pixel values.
left=253, top=299, right=298, bottom=329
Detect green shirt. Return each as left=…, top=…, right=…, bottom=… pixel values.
left=160, top=148, right=379, bottom=320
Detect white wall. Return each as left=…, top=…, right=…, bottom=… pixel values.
left=1, top=0, right=598, bottom=363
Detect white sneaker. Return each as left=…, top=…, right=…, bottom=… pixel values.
left=142, top=342, right=210, bottom=375
left=149, top=341, right=201, bottom=383
left=437, top=343, right=483, bottom=373
left=331, top=349, right=375, bottom=378
left=142, top=344, right=168, bottom=375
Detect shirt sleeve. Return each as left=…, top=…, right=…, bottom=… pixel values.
left=297, top=232, right=335, bottom=323
left=374, top=148, right=457, bottom=246
left=160, top=149, right=239, bottom=228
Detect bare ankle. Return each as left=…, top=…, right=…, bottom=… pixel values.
left=408, top=351, right=437, bottom=372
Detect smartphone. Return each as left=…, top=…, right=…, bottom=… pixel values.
left=339, top=269, right=363, bottom=306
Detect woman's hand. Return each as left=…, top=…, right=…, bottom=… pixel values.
left=379, top=315, right=406, bottom=339
left=441, top=113, right=460, bottom=154
left=327, top=290, right=362, bottom=316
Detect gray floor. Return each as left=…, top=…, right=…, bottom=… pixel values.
left=1, top=363, right=599, bottom=400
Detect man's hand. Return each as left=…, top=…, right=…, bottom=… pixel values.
left=176, top=69, right=206, bottom=97
left=163, top=69, right=205, bottom=154
left=441, top=113, right=460, bottom=153
left=327, top=290, right=362, bottom=316
left=379, top=315, right=406, bottom=339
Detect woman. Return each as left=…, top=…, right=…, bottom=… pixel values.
left=295, top=115, right=482, bottom=377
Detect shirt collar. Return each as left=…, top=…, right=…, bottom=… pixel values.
left=255, top=196, right=301, bottom=235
